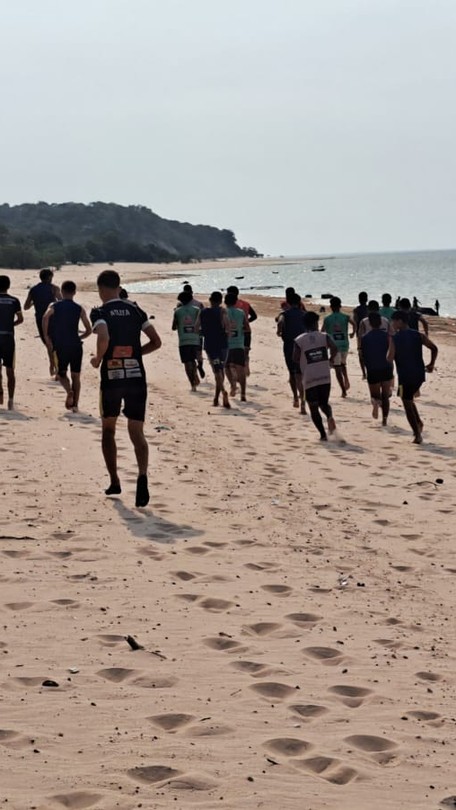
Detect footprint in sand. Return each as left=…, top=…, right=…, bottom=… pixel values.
left=128, top=765, right=217, bottom=791
left=246, top=622, right=282, bottom=637
left=198, top=597, right=234, bottom=612
left=97, top=634, right=125, bottom=647
left=50, top=792, right=103, bottom=809
left=415, top=671, right=442, bottom=682
left=148, top=713, right=194, bottom=732
left=4, top=601, right=34, bottom=611
left=261, top=585, right=293, bottom=596
left=345, top=734, right=398, bottom=765
left=303, top=646, right=345, bottom=665
left=440, top=797, right=456, bottom=808
left=230, top=660, right=266, bottom=676
left=264, top=738, right=312, bottom=757
left=286, top=612, right=321, bottom=627
left=204, top=636, right=244, bottom=653
left=328, top=685, right=373, bottom=708
left=295, top=756, right=359, bottom=785
left=289, top=704, right=328, bottom=721
left=97, top=667, right=135, bottom=683
left=2, top=550, right=31, bottom=558
left=405, top=710, right=443, bottom=725
left=172, top=570, right=199, bottom=581
left=244, top=562, right=277, bottom=571
left=185, top=546, right=211, bottom=555
left=250, top=682, right=297, bottom=700
left=51, top=599, right=79, bottom=607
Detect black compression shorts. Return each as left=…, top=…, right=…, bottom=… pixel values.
left=398, top=381, right=422, bottom=400
left=55, top=344, right=83, bottom=376
left=0, top=335, right=15, bottom=368
left=100, top=383, right=147, bottom=421
left=227, top=348, right=245, bottom=367
left=305, top=382, right=331, bottom=406
left=367, top=368, right=393, bottom=385
left=179, top=345, right=198, bottom=363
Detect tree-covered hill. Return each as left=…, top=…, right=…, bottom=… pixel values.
left=0, top=202, right=261, bottom=269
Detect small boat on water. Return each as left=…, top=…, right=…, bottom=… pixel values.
left=311, top=264, right=326, bottom=272
left=235, top=275, right=244, bottom=280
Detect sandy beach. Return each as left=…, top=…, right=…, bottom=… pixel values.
left=1, top=264, right=455, bottom=810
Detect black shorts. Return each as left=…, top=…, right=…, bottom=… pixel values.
left=283, top=342, right=300, bottom=374
left=36, top=314, right=46, bottom=344
left=227, top=348, right=245, bottom=367
left=305, top=382, right=331, bottom=406
left=206, top=346, right=228, bottom=369
left=398, top=381, right=422, bottom=400
left=100, top=383, right=147, bottom=422
left=55, top=344, right=83, bottom=376
left=0, top=335, right=15, bottom=368
left=179, top=345, right=198, bottom=364
left=244, top=332, right=252, bottom=350
left=367, top=368, right=393, bottom=385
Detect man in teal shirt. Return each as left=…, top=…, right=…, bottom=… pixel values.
left=322, top=297, right=355, bottom=397
left=224, top=292, right=250, bottom=402
left=380, top=293, right=395, bottom=321
left=172, top=291, right=201, bottom=390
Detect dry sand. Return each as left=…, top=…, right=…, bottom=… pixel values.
left=1, top=264, right=455, bottom=810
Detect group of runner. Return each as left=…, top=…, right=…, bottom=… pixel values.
left=0, top=269, right=439, bottom=507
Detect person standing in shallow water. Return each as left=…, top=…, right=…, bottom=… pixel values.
left=387, top=310, right=438, bottom=444
left=90, top=270, right=161, bottom=507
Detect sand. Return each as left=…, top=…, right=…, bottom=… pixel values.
left=1, top=264, right=455, bottom=810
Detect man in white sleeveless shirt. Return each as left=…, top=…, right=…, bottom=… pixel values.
left=293, top=310, right=338, bottom=441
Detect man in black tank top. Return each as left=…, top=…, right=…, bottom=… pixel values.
left=42, top=280, right=92, bottom=412
left=277, top=292, right=307, bottom=413
left=24, top=268, right=61, bottom=376
left=90, top=270, right=162, bottom=507
left=199, top=291, right=230, bottom=408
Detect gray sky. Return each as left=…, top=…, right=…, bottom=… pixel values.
left=1, top=0, right=455, bottom=254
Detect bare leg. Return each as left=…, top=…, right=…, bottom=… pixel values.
left=319, top=388, right=336, bottom=433
left=6, top=367, right=15, bottom=409
left=71, top=372, right=81, bottom=410
left=295, top=372, right=306, bottom=414
left=357, top=347, right=366, bottom=380
left=288, top=372, right=299, bottom=406
left=341, top=363, right=350, bottom=391
left=184, top=361, right=199, bottom=390
left=128, top=419, right=149, bottom=507
left=380, top=381, right=390, bottom=425
left=334, top=365, right=347, bottom=397
left=368, top=382, right=381, bottom=419
left=0, top=365, right=4, bottom=405
left=244, top=347, right=250, bottom=377
left=235, top=364, right=247, bottom=400
left=309, top=402, right=327, bottom=439
left=101, top=416, right=121, bottom=492
left=225, top=364, right=237, bottom=396
left=402, top=399, right=422, bottom=443
left=57, top=372, right=74, bottom=408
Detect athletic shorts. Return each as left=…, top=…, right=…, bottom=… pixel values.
left=227, top=348, right=245, bottom=367
left=367, top=368, right=393, bottom=385
left=244, top=332, right=252, bottom=350
left=0, top=335, right=15, bottom=368
left=55, top=344, right=83, bottom=376
left=179, top=345, right=198, bottom=364
left=283, top=342, right=300, bottom=374
left=332, top=350, right=348, bottom=367
left=206, top=346, right=228, bottom=370
left=398, top=382, right=422, bottom=400
left=305, top=382, right=331, bottom=406
left=100, top=383, right=147, bottom=422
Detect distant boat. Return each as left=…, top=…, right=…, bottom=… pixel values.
left=235, top=275, right=244, bottom=279
left=312, top=265, right=326, bottom=272
left=272, top=271, right=279, bottom=274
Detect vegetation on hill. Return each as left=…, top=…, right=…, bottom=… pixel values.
left=0, top=202, right=261, bottom=269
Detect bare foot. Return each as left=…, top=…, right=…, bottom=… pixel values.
left=300, top=402, right=307, bottom=415
left=293, top=397, right=299, bottom=408
left=7, top=399, right=14, bottom=411
left=341, top=389, right=347, bottom=398
left=413, top=432, right=423, bottom=444
left=230, top=387, right=237, bottom=397
left=371, top=399, right=379, bottom=419
left=222, top=392, right=231, bottom=409
left=213, top=396, right=219, bottom=407
left=241, top=395, right=247, bottom=402
left=328, top=416, right=336, bottom=434
left=65, top=391, right=74, bottom=410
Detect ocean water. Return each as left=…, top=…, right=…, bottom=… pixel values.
left=127, top=249, right=456, bottom=317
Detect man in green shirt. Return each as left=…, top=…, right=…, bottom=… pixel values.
left=322, top=297, right=355, bottom=397
left=224, top=292, right=250, bottom=402
left=172, top=291, right=201, bottom=391
left=380, top=293, right=395, bottom=321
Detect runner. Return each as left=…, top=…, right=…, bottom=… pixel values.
left=183, top=284, right=205, bottom=378
left=358, top=300, right=391, bottom=339
left=387, top=310, right=438, bottom=444
left=226, top=285, right=257, bottom=376
left=398, top=297, right=429, bottom=335
left=293, top=311, right=338, bottom=441
left=379, top=293, right=395, bottom=321
left=224, top=291, right=250, bottom=402
left=276, top=292, right=307, bottom=413
left=90, top=270, right=161, bottom=506
left=0, top=275, right=23, bottom=410
left=199, top=291, right=230, bottom=408
left=322, top=296, right=355, bottom=397
left=42, top=281, right=92, bottom=412
left=172, top=291, right=201, bottom=391
left=361, top=312, right=394, bottom=425
left=353, top=291, right=369, bottom=379
left=23, top=268, right=61, bottom=376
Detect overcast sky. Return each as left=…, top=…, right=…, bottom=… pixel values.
left=1, top=0, right=455, bottom=254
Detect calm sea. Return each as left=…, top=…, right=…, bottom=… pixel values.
left=127, top=249, right=456, bottom=317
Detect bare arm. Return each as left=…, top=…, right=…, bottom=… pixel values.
left=247, top=304, right=257, bottom=323
left=243, top=312, right=251, bottom=334
left=42, top=305, right=54, bottom=347
left=348, top=316, right=356, bottom=337
left=53, top=284, right=62, bottom=301
left=386, top=335, right=395, bottom=364
left=23, top=291, right=33, bottom=310
left=14, top=311, right=24, bottom=327
left=141, top=323, right=162, bottom=355
left=90, top=323, right=110, bottom=368
left=418, top=314, right=429, bottom=336
left=326, top=335, right=338, bottom=362
left=276, top=313, right=284, bottom=337
left=172, top=311, right=178, bottom=331
left=79, top=307, right=92, bottom=340
left=421, top=333, right=438, bottom=371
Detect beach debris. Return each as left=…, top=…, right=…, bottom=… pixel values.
left=42, top=679, right=59, bottom=688
left=338, top=574, right=352, bottom=589
left=68, top=667, right=79, bottom=674
left=435, top=478, right=444, bottom=484
left=125, top=635, right=144, bottom=651
left=154, top=425, right=171, bottom=431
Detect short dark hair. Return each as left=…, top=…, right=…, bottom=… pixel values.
left=392, top=310, right=409, bottom=324
left=290, top=292, right=301, bottom=307
left=368, top=312, right=381, bottom=328
left=227, top=285, right=239, bottom=297
left=285, top=286, right=295, bottom=303
left=399, top=297, right=411, bottom=310
left=118, top=287, right=129, bottom=300
left=330, top=296, right=341, bottom=310
left=183, top=284, right=193, bottom=294
left=224, top=292, right=237, bottom=307
left=209, top=291, right=222, bottom=304
left=0, top=275, right=10, bottom=292
left=178, top=290, right=192, bottom=305
left=40, top=268, right=53, bottom=282
left=304, top=310, right=319, bottom=329
left=358, top=291, right=368, bottom=304
left=382, top=293, right=392, bottom=306
left=97, top=270, right=120, bottom=289
left=367, top=299, right=379, bottom=311
left=61, top=280, right=76, bottom=295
